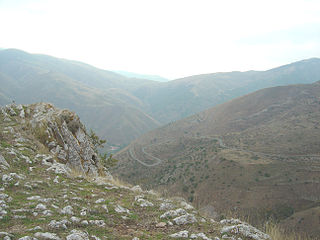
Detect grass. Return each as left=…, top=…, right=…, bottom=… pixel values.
left=265, top=223, right=311, bottom=240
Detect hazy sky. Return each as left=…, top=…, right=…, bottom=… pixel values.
left=1, top=0, right=320, bottom=79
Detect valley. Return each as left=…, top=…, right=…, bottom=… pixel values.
left=114, top=81, right=320, bottom=238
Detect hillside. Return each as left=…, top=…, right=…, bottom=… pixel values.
left=114, top=81, right=320, bottom=238
left=0, top=49, right=160, bottom=146
left=0, top=102, right=272, bottom=240
left=134, top=58, right=320, bottom=123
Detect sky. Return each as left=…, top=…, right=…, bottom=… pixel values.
left=1, top=0, right=320, bottom=79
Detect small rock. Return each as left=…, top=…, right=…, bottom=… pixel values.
left=28, top=226, right=43, bottom=232
left=156, top=222, right=167, bottom=228
left=48, top=220, right=70, bottom=230
left=137, top=198, right=154, bottom=207
left=131, top=185, right=143, bottom=192
left=89, top=220, right=105, bottom=227
left=95, top=198, right=105, bottom=204
left=160, top=202, right=175, bottom=211
left=81, top=220, right=89, bottom=225
left=190, top=233, right=212, bottom=240
left=18, top=236, right=38, bottom=240
left=169, top=230, right=189, bottom=238
left=61, top=205, right=73, bottom=215
left=173, top=214, right=197, bottom=225
left=34, top=232, right=61, bottom=240
left=53, top=176, right=59, bottom=184
left=35, top=204, right=47, bottom=211
left=66, top=230, right=89, bottom=240
left=115, top=204, right=130, bottom=214
left=101, top=204, right=109, bottom=213
left=220, top=223, right=270, bottom=240
left=160, top=208, right=186, bottom=219
left=180, top=201, right=194, bottom=210
left=70, top=216, right=81, bottom=223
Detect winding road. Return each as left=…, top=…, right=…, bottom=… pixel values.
left=128, top=135, right=320, bottom=167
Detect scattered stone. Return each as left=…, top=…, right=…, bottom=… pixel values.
left=80, top=208, right=87, bottom=216
left=173, top=214, right=197, bottom=225
left=66, top=230, right=89, bottom=240
left=169, top=230, right=189, bottom=238
left=35, top=204, right=47, bottom=211
left=53, top=176, right=59, bottom=184
left=27, top=196, right=41, bottom=201
left=61, top=205, right=73, bottom=215
left=89, top=220, right=105, bottom=227
left=91, top=236, right=101, bottom=240
left=190, top=233, right=212, bottom=240
left=131, top=185, right=143, bottom=192
left=95, top=198, right=105, bottom=204
left=220, top=219, right=243, bottom=225
left=221, top=223, right=270, bottom=240
left=70, top=216, right=81, bottom=223
left=34, top=232, right=61, bottom=240
left=0, top=154, right=9, bottom=169
left=101, top=204, right=109, bottom=213
left=136, top=198, right=154, bottom=207
left=28, top=226, right=43, bottom=232
left=160, top=202, right=175, bottom=211
left=160, top=208, right=187, bottom=219
left=115, top=204, right=130, bottom=214
left=18, top=236, right=38, bottom=240
left=156, top=222, right=167, bottom=228
left=48, top=220, right=70, bottom=230
left=180, top=201, right=194, bottom=210
left=80, top=220, right=89, bottom=225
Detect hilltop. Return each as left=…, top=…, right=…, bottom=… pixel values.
left=114, top=81, right=320, bottom=238
left=0, top=102, right=273, bottom=239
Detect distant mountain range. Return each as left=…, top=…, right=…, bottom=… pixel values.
left=114, top=70, right=169, bottom=82
left=0, top=49, right=160, bottom=146
left=114, top=81, right=320, bottom=237
left=1, top=48, right=320, bottom=147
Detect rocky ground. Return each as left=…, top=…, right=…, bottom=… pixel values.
left=0, top=103, right=271, bottom=240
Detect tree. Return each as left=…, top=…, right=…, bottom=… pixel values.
left=89, top=129, right=106, bottom=149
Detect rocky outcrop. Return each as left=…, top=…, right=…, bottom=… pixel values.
left=1, top=103, right=102, bottom=176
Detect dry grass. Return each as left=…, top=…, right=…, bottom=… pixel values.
left=265, top=223, right=311, bottom=240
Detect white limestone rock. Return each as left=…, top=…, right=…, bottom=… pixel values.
left=66, top=230, right=89, bottom=240
left=115, top=204, right=130, bottom=214
left=136, top=198, right=154, bottom=207
left=221, top=223, right=270, bottom=240
left=160, top=208, right=187, bottom=219
left=61, top=205, right=73, bottom=215
left=159, top=202, right=175, bottom=211
left=35, top=204, right=47, bottom=211
left=48, top=219, right=70, bottom=230
left=34, top=232, right=61, bottom=240
left=89, top=220, right=105, bottom=227
left=190, top=233, right=212, bottom=240
left=0, top=154, right=9, bottom=169
left=169, top=230, right=189, bottom=238
left=18, top=236, right=38, bottom=240
left=173, top=214, right=197, bottom=225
